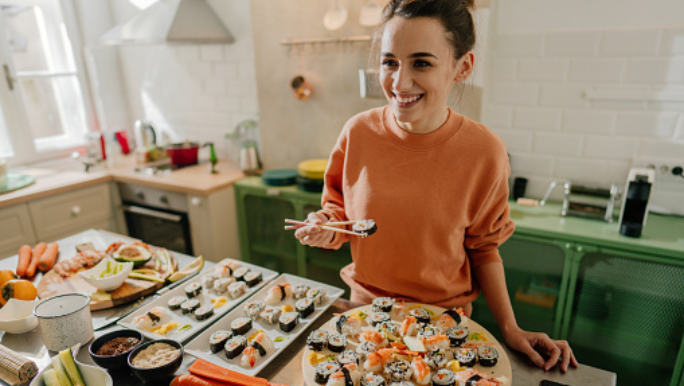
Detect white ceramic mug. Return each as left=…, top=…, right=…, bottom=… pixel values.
left=33, top=294, right=93, bottom=352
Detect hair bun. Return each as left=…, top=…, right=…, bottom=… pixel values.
left=462, top=0, right=475, bottom=8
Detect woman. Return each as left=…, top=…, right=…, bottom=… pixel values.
left=293, top=0, right=577, bottom=372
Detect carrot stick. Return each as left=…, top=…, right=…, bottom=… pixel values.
left=38, top=242, right=59, bottom=272
left=170, top=374, right=230, bottom=386
left=189, top=359, right=268, bottom=386
left=16, top=245, right=32, bottom=277
left=26, top=242, right=46, bottom=277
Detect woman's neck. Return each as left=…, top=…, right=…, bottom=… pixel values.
left=395, top=108, right=450, bottom=134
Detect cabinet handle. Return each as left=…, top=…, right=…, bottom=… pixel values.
left=71, top=206, right=81, bottom=217
left=576, top=246, right=583, bottom=252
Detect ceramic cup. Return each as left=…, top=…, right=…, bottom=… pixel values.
left=33, top=294, right=93, bottom=352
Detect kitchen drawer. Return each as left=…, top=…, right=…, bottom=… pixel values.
left=0, top=203, right=37, bottom=258
left=28, top=184, right=112, bottom=241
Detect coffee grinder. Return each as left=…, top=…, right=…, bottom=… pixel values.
left=618, top=168, right=655, bottom=238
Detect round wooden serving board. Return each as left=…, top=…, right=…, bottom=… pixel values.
left=302, top=303, right=512, bottom=386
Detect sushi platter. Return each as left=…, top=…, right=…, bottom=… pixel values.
left=184, top=274, right=344, bottom=376
left=301, top=302, right=512, bottom=386
left=118, top=259, right=278, bottom=343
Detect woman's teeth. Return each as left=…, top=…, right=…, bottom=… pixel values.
left=396, top=94, right=422, bottom=103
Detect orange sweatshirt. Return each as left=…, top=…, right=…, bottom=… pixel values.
left=320, top=106, right=515, bottom=308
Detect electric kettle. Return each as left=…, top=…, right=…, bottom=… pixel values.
left=134, top=120, right=157, bottom=149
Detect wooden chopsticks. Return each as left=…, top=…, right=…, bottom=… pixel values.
left=283, top=219, right=368, bottom=237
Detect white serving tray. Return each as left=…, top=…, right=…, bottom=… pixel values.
left=118, top=259, right=278, bottom=343
left=185, top=273, right=344, bottom=376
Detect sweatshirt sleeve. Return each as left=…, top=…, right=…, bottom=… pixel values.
left=464, top=156, right=516, bottom=266
left=319, top=128, right=350, bottom=250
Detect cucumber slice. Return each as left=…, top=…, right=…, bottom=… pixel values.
left=51, top=355, right=73, bottom=386
left=128, top=272, right=165, bottom=283
left=42, top=369, right=61, bottom=386
left=58, top=348, right=84, bottom=386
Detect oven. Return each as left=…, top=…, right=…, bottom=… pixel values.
left=118, top=183, right=193, bottom=255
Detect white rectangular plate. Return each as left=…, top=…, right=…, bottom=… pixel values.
left=118, top=259, right=278, bottom=343
left=185, top=273, right=344, bottom=376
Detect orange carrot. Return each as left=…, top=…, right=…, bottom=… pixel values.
left=38, top=242, right=59, bottom=272
left=26, top=242, right=46, bottom=277
left=16, top=245, right=32, bottom=277
left=189, top=359, right=268, bottom=386
left=170, top=374, right=230, bottom=386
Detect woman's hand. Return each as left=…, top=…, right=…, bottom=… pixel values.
left=293, top=212, right=335, bottom=247
left=504, top=327, right=578, bottom=372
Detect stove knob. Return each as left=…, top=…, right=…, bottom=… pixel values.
left=160, top=195, right=169, bottom=205
left=135, top=192, right=145, bottom=200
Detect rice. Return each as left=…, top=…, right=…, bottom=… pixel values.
left=131, top=343, right=180, bottom=369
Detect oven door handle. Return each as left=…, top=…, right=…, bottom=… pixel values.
left=122, top=205, right=183, bottom=223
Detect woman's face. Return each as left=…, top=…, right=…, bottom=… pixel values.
left=380, top=16, right=471, bottom=133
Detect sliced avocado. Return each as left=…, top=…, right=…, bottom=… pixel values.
left=58, top=348, right=84, bottom=386
left=128, top=272, right=165, bottom=283
left=51, top=355, right=73, bottom=386
left=113, top=245, right=152, bottom=267
left=42, top=369, right=61, bottom=386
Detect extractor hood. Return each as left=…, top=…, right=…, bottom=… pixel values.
left=100, top=0, right=234, bottom=45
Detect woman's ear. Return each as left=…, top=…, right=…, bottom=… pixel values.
left=454, top=51, right=474, bottom=82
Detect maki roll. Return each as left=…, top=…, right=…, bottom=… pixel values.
left=424, top=349, right=448, bottom=370
left=423, top=335, right=450, bottom=351
left=454, top=347, right=476, bottom=368
left=180, top=299, right=201, bottom=314
left=228, top=281, right=248, bottom=299
left=431, top=369, right=456, bottom=386
left=225, top=335, right=247, bottom=359
left=368, top=311, right=391, bottom=327
left=296, top=298, right=315, bottom=318
left=307, top=329, right=329, bottom=351
left=352, top=219, right=378, bottom=237
left=376, top=320, right=399, bottom=336
left=201, top=273, right=218, bottom=291
left=326, top=363, right=361, bottom=386
left=361, top=373, right=386, bottom=386
left=185, top=282, right=202, bottom=298
left=417, top=324, right=440, bottom=340
left=279, top=311, right=299, bottom=332
left=307, top=288, right=326, bottom=305
left=233, top=267, right=250, bottom=282
left=337, top=350, right=360, bottom=366
left=244, top=300, right=266, bottom=320
left=251, top=332, right=273, bottom=357
left=477, top=345, right=499, bottom=367
left=409, top=308, right=431, bottom=324
left=372, top=297, right=394, bottom=313
left=293, top=284, right=310, bottom=299
left=231, top=316, right=253, bottom=336
left=195, top=305, right=215, bottom=321
left=260, top=306, right=282, bottom=325
left=213, top=277, right=234, bottom=293
left=384, top=360, right=413, bottom=382
left=436, top=309, right=462, bottom=331
left=167, top=295, right=186, bottom=310
left=332, top=315, right=362, bottom=337
left=445, top=326, right=469, bottom=348
left=328, top=334, right=347, bottom=353
left=209, top=330, right=232, bottom=353
left=265, top=283, right=293, bottom=305
left=314, top=361, right=341, bottom=385
left=356, top=341, right=378, bottom=362
left=244, top=271, right=263, bottom=287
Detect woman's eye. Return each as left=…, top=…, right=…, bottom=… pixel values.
left=414, top=60, right=431, bottom=68
left=382, top=59, right=397, bottom=67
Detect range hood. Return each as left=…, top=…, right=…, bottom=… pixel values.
left=100, top=0, right=234, bottom=45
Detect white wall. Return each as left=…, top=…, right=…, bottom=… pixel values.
left=483, top=0, right=684, bottom=214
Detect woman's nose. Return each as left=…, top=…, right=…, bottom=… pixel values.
left=392, top=66, right=412, bottom=90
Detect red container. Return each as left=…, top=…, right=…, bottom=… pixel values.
left=166, top=142, right=199, bottom=166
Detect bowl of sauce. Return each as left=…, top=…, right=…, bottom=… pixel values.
left=127, top=339, right=184, bottom=383
left=89, top=329, right=143, bottom=370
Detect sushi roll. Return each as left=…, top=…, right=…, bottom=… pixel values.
left=241, top=346, right=260, bottom=368
left=356, top=341, right=378, bottom=362
left=180, top=299, right=201, bottom=314
left=307, top=329, right=329, bottom=351
left=391, top=382, right=415, bottom=386
left=409, top=308, right=431, bottom=325
left=209, top=330, right=233, bottom=353
left=326, top=363, right=361, bottom=386
left=360, top=327, right=388, bottom=348
left=260, top=306, right=282, bottom=324
left=217, top=258, right=241, bottom=274
left=214, top=263, right=235, bottom=278
left=328, top=334, right=347, bottom=353
left=185, top=282, right=202, bottom=298
left=454, top=347, right=477, bottom=368
left=293, top=284, right=310, bottom=299
left=411, top=356, right=431, bottom=385
left=436, top=309, right=462, bottom=331
left=332, top=315, right=362, bottom=337
left=279, top=311, right=299, bottom=332
left=417, top=324, right=440, bottom=340
left=233, top=267, right=250, bottom=282
left=400, top=316, right=420, bottom=337
left=424, top=349, right=448, bottom=370
left=314, top=361, right=341, bottom=385
left=361, top=373, right=386, bottom=386
left=224, top=335, right=247, bottom=359
left=368, top=311, right=391, bottom=327
left=352, top=219, right=378, bottom=237
left=423, top=335, right=450, bottom=352
left=375, top=320, right=399, bottom=336
left=244, top=271, right=262, bottom=287
left=307, top=288, right=326, bottom=305
left=228, top=281, right=248, bottom=299
left=201, top=273, right=219, bottom=291
left=244, top=300, right=266, bottom=320
left=477, top=345, right=499, bottom=367
left=295, top=298, right=315, bottom=318
left=337, top=350, right=360, bottom=366
left=384, top=360, right=413, bottom=382
left=213, top=277, right=234, bottom=293
left=265, top=283, right=293, bottom=305
left=431, top=369, right=456, bottom=386
left=231, top=316, right=253, bottom=336
left=195, top=305, right=215, bottom=321
left=167, top=296, right=186, bottom=310
left=251, top=332, right=273, bottom=357
left=132, top=307, right=166, bottom=330
left=371, top=297, right=394, bottom=313
left=445, top=326, right=469, bottom=348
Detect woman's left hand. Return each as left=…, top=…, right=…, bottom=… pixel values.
left=504, top=327, right=578, bottom=372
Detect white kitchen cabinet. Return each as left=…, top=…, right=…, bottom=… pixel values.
left=187, top=186, right=240, bottom=262
left=0, top=204, right=38, bottom=258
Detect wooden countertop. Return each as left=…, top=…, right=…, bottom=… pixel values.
left=0, top=157, right=245, bottom=209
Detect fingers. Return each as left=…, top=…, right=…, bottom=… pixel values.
left=537, top=335, right=562, bottom=371
left=556, top=340, right=578, bottom=372
left=519, top=338, right=546, bottom=368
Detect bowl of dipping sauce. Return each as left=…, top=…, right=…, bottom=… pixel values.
left=127, top=339, right=183, bottom=383
left=89, top=329, right=143, bottom=370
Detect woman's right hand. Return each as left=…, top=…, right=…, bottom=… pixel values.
left=294, top=212, right=335, bottom=247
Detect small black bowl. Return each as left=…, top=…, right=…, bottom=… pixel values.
left=89, top=329, right=144, bottom=370
left=127, top=339, right=184, bottom=384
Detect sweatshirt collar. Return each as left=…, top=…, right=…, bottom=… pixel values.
left=382, top=105, right=464, bottom=150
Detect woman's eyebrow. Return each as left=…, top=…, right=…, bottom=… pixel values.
left=380, top=52, right=438, bottom=59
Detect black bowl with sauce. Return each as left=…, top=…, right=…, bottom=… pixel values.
left=127, top=339, right=184, bottom=384
left=89, top=329, right=144, bottom=370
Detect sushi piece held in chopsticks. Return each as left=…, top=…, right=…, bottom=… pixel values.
left=352, top=219, right=378, bottom=237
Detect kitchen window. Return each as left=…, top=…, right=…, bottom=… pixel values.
left=0, top=0, right=93, bottom=165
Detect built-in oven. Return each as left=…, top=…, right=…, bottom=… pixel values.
left=118, top=183, right=193, bottom=255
